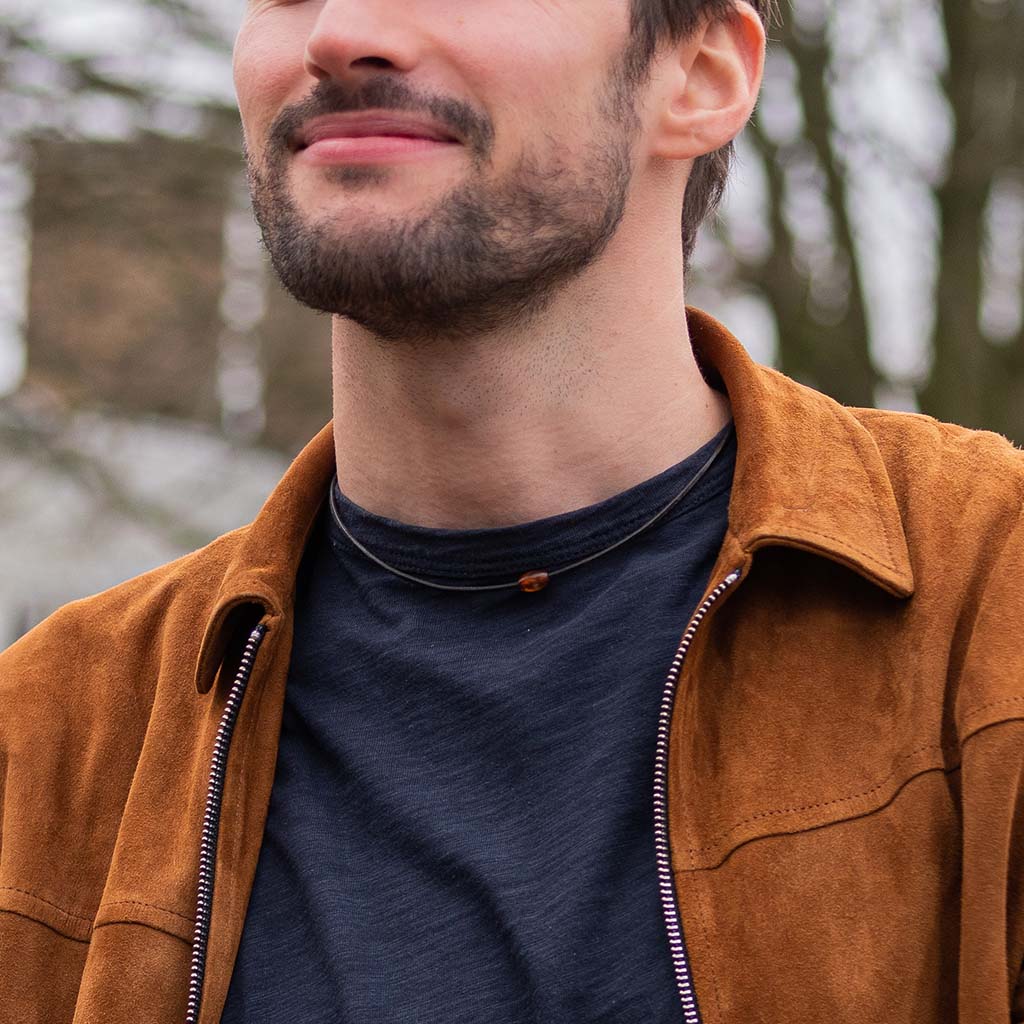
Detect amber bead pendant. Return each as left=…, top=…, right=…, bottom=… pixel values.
left=517, top=571, right=550, bottom=593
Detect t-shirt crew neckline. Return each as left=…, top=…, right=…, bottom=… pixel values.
left=326, top=422, right=736, bottom=586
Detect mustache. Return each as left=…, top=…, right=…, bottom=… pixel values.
left=264, top=76, right=489, bottom=159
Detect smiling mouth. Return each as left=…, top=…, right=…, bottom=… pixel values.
left=295, top=113, right=461, bottom=151
left=297, top=131, right=452, bottom=148
left=296, top=134, right=462, bottom=166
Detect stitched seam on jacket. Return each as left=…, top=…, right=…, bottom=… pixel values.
left=0, top=907, right=90, bottom=944
left=91, top=916, right=192, bottom=945
left=0, top=885, right=92, bottom=923
left=98, top=898, right=192, bottom=924
left=680, top=762, right=960, bottom=873
left=0, top=910, right=190, bottom=946
left=961, top=695, right=1024, bottom=725
left=684, top=740, right=953, bottom=855
left=959, top=712, right=1024, bottom=751
left=0, top=889, right=195, bottom=940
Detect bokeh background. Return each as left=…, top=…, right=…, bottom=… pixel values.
left=1, top=0, right=1022, bottom=647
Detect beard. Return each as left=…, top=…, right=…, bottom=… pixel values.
left=245, top=63, right=644, bottom=345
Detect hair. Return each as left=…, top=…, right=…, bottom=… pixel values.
left=621, top=0, right=777, bottom=270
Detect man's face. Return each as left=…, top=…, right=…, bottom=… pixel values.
left=234, top=1, right=652, bottom=343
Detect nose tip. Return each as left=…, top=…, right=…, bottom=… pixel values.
left=302, top=5, right=419, bottom=83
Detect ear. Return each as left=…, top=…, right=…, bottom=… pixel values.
left=647, top=1, right=766, bottom=163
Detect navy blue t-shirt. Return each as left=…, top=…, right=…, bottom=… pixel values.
left=222, top=423, right=736, bottom=1024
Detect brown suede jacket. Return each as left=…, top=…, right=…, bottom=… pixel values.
left=3, top=307, right=1024, bottom=1024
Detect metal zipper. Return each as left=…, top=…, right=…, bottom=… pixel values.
left=653, top=568, right=742, bottom=1024
left=185, top=623, right=268, bottom=1024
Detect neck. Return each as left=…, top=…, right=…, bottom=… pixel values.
left=330, top=229, right=730, bottom=530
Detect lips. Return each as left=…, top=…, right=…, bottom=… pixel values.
left=296, top=113, right=459, bottom=149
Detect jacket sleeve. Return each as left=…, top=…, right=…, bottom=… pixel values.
left=0, top=606, right=104, bottom=1023
left=956, top=509, right=1024, bottom=1022
left=957, top=718, right=1024, bottom=1021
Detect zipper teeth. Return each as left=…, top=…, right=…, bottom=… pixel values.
left=184, top=623, right=267, bottom=1024
left=653, top=569, right=741, bottom=1024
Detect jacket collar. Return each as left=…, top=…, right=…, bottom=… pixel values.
left=194, top=307, right=914, bottom=693
left=193, top=421, right=336, bottom=694
left=688, top=307, right=914, bottom=598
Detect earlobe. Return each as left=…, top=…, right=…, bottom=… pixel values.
left=649, top=3, right=766, bottom=163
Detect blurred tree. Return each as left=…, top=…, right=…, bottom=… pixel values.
left=0, top=0, right=334, bottom=457
left=0, top=0, right=327, bottom=641
left=0, top=0, right=1021, bottom=446
left=708, top=0, right=1024, bottom=443
left=1, top=0, right=1022, bottom=644
left=920, top=0, right=1024, bottom=437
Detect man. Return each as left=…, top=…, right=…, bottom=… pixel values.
left=2, top=0, right=1023, bottom=1021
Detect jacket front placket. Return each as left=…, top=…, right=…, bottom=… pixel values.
left=183, top=601, right=279, bottom=1024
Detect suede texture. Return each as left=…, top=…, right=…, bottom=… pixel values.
left=2, top=307, right=1023, bottom=1023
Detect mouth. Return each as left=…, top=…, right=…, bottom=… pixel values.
left=296, top=134, right=461, bottom=166
left=294, top=112, right=461, bottom=152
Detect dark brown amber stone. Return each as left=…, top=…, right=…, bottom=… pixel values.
left=518, top=571, right=550, bottom=593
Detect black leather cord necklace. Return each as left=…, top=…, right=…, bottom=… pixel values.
left=329, top=422, right=734, bottom=594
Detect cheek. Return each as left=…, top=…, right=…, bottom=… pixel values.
left=233, top=19, right=311, bottom=147
left=476, top=40, right=599, bottom=155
